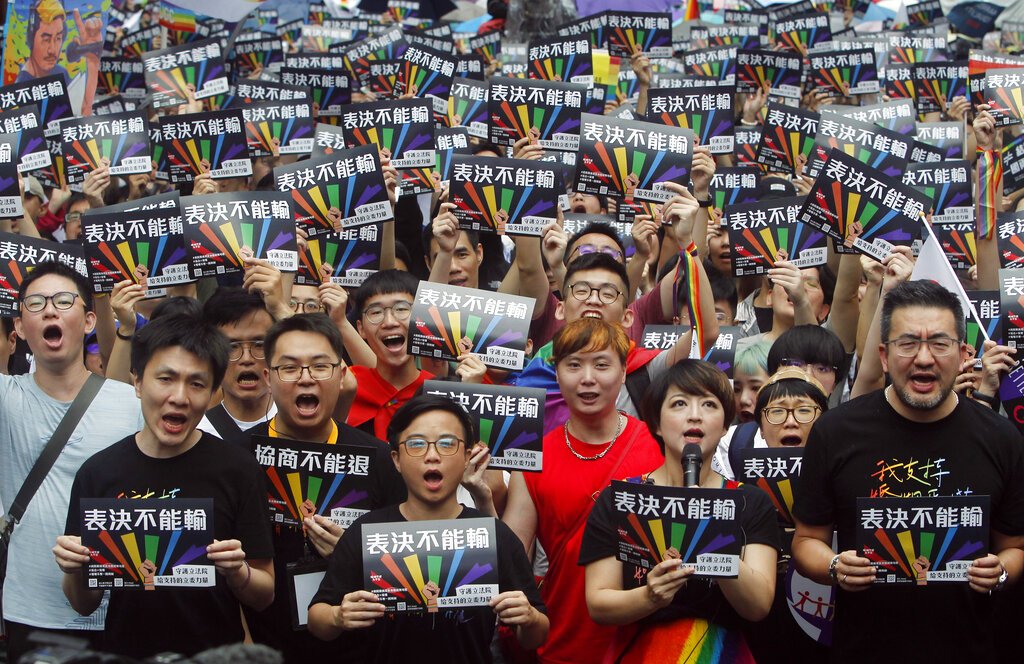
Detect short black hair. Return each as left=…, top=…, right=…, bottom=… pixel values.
left=565, top=221, right=626, bottom=265
left=471, top=141, right=503, bottom=156
left=352, top=269, right=420, bottom=316
left=151, top=296, right=202, bottom=320
left=816, top=263, right=837, bottom=307
left=640, top=359, right=736, bottom=454
left=17, top=261, right=94, bottom=313
left=709, top=269, right=737, bottom=314
left=767, top=325, right=846, bottom=376
left=394, top=240, right=412, bottom=270
left=386, top=394, right=476, bottom=452
left=263, top=313, right=345, bottom=366
left=130, top=314, right=229, bottom=390
left=203, top=287, right=268, bottom=328
left=881, top=280, right=965, bottom=342
left=562, top=252, right=630, bottom=296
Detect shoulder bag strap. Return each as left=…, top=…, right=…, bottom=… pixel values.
left=0, top=373, right=106, bottom=540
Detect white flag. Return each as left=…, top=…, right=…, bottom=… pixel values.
left=911, top=227, right=986, bottom=341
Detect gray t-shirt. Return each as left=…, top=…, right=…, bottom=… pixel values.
left=0, top=374, right=143, bottom=629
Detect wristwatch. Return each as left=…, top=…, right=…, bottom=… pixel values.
left=828, top=554, right=841, bottom=584
left=972, top=391, right=1000, bottom=411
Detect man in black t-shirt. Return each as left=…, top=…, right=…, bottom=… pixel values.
left=52, top=314, right=275, bottom=660
left=308, top=395, right=548, bottom=663
left=792, top=281, right=1024, bottom=662
left=241, top=313, right=406, bottom=663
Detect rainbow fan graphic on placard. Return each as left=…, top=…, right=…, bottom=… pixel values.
left=297, top=232, right=380, bottom=286
left=346, top=124, right=432, bottom=164
left=712, top=185, right=759, bottom=214
left=235, top=47, right=281, bottom=77
left=490, top=95, right=581, bottom=146
left=148, top=59, right=225, bottom=102
left=278, top=21, right=302, bottom=49
left=651, top=107, right=732, bottom=153
left=288, top=176, right=387, bottom=235
left=471, top=31, right=501, bottom=62
left=885, top=70, right=916, bottom=101
left=578, top=141, right=691, bottom=199
left=369, top=62, right=402, bottom=96
left=529, top=50, right=593, bottom=82
left=738, top=59, right=800, bottom=94
left=617, top=505, right=739, bottom=569
left=6, top=129, right=46, bottom=172
left=760, top=123, right=815, bottom=174
left=344, top=35, right=409, bottom=84
left=889, top=45, right=946, bottom=65
left=934, top=226, right=976, bottom=269
left=908, top=3, right=943, bottom=27
left=122, top=29, right=160, bottom=58
left=965, top=292, right=1001, bottom=354
left=35, top=148, right=70, bottom=190
left=307, top=4, right=327, bottom=24
left=99, top=67, right=143, bottom=98
left=29, top=92, right=72, bottom=135
left=64, top=134, right=149, bottom=183
left=608, top=26, right=670, bottom=57
left=244, top=113, right=313, bottom=157
left=400, top=59, right=452, bottom=99
left=166, top=132, right=248, bottom=179
left=413, top=305, right=527, bottom=359
left=987, top=84, right=1024, bottom=124
left=81, top=498, right=213, bottom=589
left=258, top=445, right=372, bottom=528
left=913, top=181, right=972, bottom=217
left=478, top=411, right=540, bottom=461
left=733, top=223, right=826, bottom=273
left=861, top=525, right=985, bottom=583
left=916, top=73, right=967, bottom=112
left=811, top=137, right=904, bottom=179
left=399, top=167, right=436, bottom=196
left=302, top=32, right=336, bottom=53
left=387, top=2, right=416, bottom=22
left=997, top=227, right=1024, bottom=267
left=452, top=177, right=557, bottom=235
left=89, top=234, right=188, bottom=290
left=191, top=218, right=295, bottom=273
left=447, top=94, right=487, bottom=132
left=686, top=57, right=736, bottom=83
left=364, top=520, right=497, bottom=612
left=775, top=22, right=829, bottom=57
left=815, top=60, right=871, bottom=95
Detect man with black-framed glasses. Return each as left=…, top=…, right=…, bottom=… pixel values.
left=793, top=280, right=1024, bottom=663
left=308, top=394, right=547, bottom=662
left=242, top=313, right=406, bottom=663
left=1, top=261, right=143, bottom=663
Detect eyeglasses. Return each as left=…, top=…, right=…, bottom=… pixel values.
left=572, top=244, right=623, bottom=262
left=567, top=282, right=623, bottom=304
left=883, top=336, right=961, bottom=358
left=270, top=362, right=340, bottom=382
left=363, top=301, right=413, bottom=325
left=290, top=299, right=322, bottom=314
left=228, top=341, right=265, bottom=361
left=763, top=406, right=821, bottom=425
left=780, top=358, right=838, bottom=376
left=399, top=435, right=465, bottom=457
left=65, top=212, right=82, bottom=224
left=21, top=292, right=80, bottom=313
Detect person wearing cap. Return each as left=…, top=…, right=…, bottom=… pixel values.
left=714, top=367, right=832, bottom=662
left=791, top=280, right=1024, bottom=662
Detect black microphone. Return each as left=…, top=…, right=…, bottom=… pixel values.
left=682, top=443, right=702, bottom=488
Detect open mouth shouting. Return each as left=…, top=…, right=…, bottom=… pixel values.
left=381, top=334, right=406, bottom=353
left=683, top=428, right=705, bottom=444
left=42, top=323, right=64, bottom=350
left=908, top=372, right=938, bottom=394
left=295, top=393, right=321, bottom=418
left=161, top=412, right=189, bottom=436
left=779, top=435, right=803, bottom=446
left=235, top=371, right=262, bottom=390
left=423, top=469, right=444, bottom=492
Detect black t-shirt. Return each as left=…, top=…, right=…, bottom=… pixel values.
left=65, top=433, right=274, bottom=660
left=311, top=504, right=546, bottom=664
left=792, top=390, right=1024, bottom=662
left=578, top=480, right=779, bottom=631
left=241, top=421, right=407, bottom=662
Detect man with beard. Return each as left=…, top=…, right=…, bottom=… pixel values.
left=792, top=280, right=1024, bottom=662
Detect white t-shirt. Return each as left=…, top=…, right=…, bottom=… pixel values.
left=196, top=401, right=278, bottom=439
left=0, top=374, right=144, bottom=629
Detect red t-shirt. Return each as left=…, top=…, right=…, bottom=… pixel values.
left=523, top=415, right=664, bottom=664
left=346, top=366, right=433, bottom=440
left=529, top=288, right=667, bottom=350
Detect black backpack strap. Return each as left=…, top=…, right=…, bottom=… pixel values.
left=624, top=365, right=652, bottom=414
left=204, top=403, right=244, bottom=442
left=727, top=421, right=760, bottom=480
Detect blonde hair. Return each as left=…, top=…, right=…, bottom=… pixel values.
left=551, top=319, right=630, bottom=366
left=36, top=0, right=66, bottom=24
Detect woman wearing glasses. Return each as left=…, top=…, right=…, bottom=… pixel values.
left=503, top=319, right=665, bottom=664
left=715, top=367, right=833, bottom=664
left=578, top=360, right=779, bottom=663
